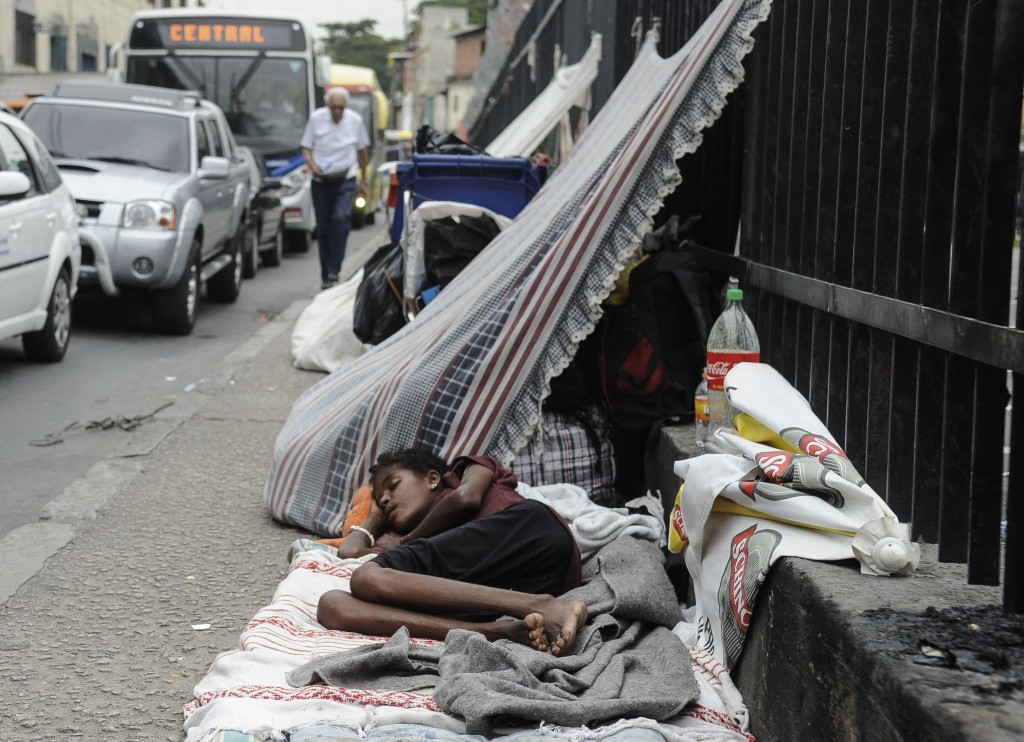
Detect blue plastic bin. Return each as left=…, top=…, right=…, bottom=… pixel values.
left=390, top=154, right=547, bottom=243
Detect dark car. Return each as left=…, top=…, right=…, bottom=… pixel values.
left=237, top=145, right=285, bottom=278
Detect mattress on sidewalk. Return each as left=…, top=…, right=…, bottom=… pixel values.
left=183, top=488, right=753, bottom=742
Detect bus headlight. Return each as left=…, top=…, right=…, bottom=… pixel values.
left=281, top=169, right=308, bottom=197
left=123, top=200, right=177, bottom=230
left=354, top=195, right=366, bottom=209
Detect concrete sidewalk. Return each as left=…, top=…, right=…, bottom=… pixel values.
left=2, top=275, right=1020, bottom=740
left=0, top=299, right=326, bottom=740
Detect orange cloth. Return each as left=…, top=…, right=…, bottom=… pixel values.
left=317, top=484, right=373, bottom=547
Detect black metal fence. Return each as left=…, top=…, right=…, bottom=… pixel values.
left=469, top=0, right=1024, bottom=610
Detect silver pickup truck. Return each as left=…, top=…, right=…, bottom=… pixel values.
left=21, top=83, right=250, bottom=335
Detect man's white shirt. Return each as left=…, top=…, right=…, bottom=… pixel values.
left=300, top=108, right=371, bottom=178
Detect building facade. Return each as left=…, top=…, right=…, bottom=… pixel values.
left=405, top=4, right=469, bottom=131
left=1, top=0, right=189, bottom=98
left=446, top=25, right=484, bottom=134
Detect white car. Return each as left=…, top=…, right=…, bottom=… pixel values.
left=0, top=111, right=80, bottom=362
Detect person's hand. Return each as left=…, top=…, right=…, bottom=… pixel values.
left=358, top=182, right=367, bottom=196
left=309, top=162, right=323, bottom=177
left=367, top=496, right=386, bottom=525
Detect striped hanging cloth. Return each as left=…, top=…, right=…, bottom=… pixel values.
left=264, top=0, right=773, bottom=536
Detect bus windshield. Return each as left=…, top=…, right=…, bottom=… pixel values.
left=126, top=55, right=308, bottom=157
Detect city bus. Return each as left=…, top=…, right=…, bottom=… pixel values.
left=326, top=64, right=390, bottom=228
left=115, top=10, right=331, bottom=252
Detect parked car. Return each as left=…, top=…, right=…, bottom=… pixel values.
left=0, top=110, right=80, bottom=361
left=237, top=145, right=285, bottom=278
left=21, top=83, right=251, bottom=335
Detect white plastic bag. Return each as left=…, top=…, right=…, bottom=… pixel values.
left=291, top=270, right=370, bottom=373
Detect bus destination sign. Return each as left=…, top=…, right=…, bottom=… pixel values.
left=130, top=17, right=306, bottom=52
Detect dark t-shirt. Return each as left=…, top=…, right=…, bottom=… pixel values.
left=374, top=455, right=582, bottom=594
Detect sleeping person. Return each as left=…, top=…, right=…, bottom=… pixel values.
left=317, top=448, right=588, bottom=656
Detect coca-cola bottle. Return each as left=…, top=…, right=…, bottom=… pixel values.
left=706, top=288, right=760, bottom=435
left=694, top=370, right=709, bottom=454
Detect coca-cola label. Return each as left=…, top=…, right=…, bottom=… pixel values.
left=706, top=351, right=760, bottom=391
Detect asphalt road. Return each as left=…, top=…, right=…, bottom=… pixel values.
left=0, top=222, right=387, bottom=539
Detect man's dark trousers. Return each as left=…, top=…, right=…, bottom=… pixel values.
left=311, top=176, right=357, bottom=281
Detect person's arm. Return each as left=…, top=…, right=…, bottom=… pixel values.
left=302, top=146, right=323, bottom=177
left=395, top=463, right=494, bottom=545
left=357, top=148, right=369, bottom=192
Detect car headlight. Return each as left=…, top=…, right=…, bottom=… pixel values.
left=123, top=200, right=177, bottom=230
left=280, top=169, right=308, bottom=197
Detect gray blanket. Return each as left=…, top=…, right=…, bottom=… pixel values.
left=287, top=537, right=697, bottom=735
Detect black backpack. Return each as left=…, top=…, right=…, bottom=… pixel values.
left=590, top=243, right=719, bottom=433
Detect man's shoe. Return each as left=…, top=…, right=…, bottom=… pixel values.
left=321, top=273, right=339, bottom=290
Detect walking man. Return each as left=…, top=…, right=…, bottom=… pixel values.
left=301, top=87, right=370, bottom=289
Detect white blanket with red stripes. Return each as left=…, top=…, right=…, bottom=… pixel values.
left=182, top=547, right=754, bottom=742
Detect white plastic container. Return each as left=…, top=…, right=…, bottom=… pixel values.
left=706, top=288, right=760, bottom=434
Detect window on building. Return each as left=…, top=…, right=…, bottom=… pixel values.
left=51, top=36, right=68, bottom=71
left=78, top=33, right=99, bottom=71
left=15, top=11, right=37, bottom=67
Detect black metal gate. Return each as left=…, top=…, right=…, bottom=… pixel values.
left=469, top=0, right=1024, bottom=610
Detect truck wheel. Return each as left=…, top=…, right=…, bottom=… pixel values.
left=23, top=269, right=72, bottom=362
left=242, top=221, right=259, bottom=279
left=366, top=208, right=376, bottom=225
left=208, top=232, right=243, bottom=303
left=261, top=220, right=284, bottom=267
left=286, top=228, right=309, bottom=253
left=153, top=243, right=200, bottom=335
left=352, top=208, right=365, bottom=230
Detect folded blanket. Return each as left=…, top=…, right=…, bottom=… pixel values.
left=287, top=628, right=441, bottom=691
left=288, top=538, right=695, bottom=736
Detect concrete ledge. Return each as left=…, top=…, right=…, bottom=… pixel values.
left=658, top=426, right=1024, bottom=742
left=733, top=553, right=1023, bottom=742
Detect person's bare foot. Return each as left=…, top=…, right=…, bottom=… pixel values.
left=482, top=600, right=586, bottom=655
left=537, top=597, right=588, bottom=656
left=524, top=612, right=549, bottom=652
left=487, top=614, right=549, bottom=652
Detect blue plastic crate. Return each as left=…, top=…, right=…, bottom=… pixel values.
left=390, top=154, right=546, bottom=243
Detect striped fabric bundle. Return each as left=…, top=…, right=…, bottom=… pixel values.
left=264, top=0, right=773, bottom=536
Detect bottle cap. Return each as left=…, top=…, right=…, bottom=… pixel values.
left=726, top=288, right=744, bottom=301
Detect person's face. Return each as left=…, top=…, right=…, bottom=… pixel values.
left=328, top=99, right=345, bottom=123
left=372, top=465, right=440, bottom=534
